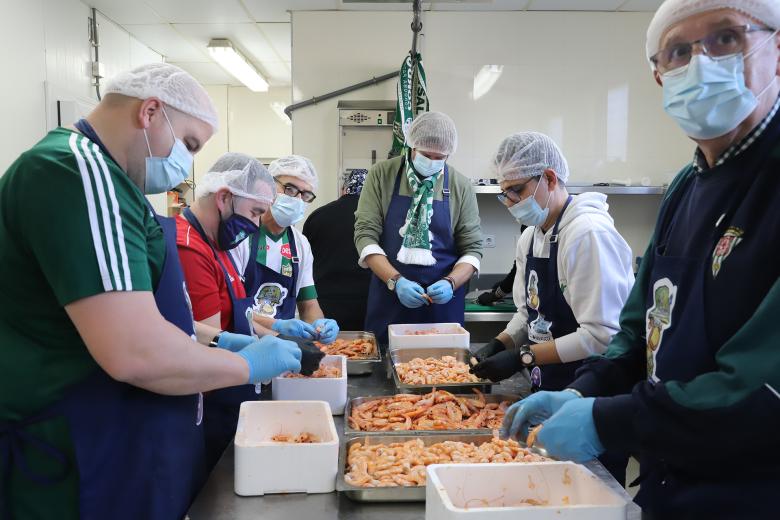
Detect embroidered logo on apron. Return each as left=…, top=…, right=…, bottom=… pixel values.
left=711, top=226, right=743, bottom=278
left=526, top=270, right=553, bottom=343
left=253, top=283, right=289, bottom=318
left=646, top=278, right=677, bottom=382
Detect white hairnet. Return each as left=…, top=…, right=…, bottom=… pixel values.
left=405, top=111, right=458, bottom=156
left=647, top=0, right=780, bottom=61
left=199, top=152, right=275, bottom=204
left=104, top=63, right=219, bottom=131
left=492, top=132, right=570, bottom=183
left=268, top=155, right=319, bottom=191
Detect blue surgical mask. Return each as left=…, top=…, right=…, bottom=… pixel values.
left=143, top=106, right=193, bottom=194
left=271, top=193, right=306, bottom=227
left=412, top=152, right=445, bottom=177
left=662, top=39, right=775, bottom=140
left=217, top=199, right=259, bottom=250
left=507, top=178, right=551, bottom=227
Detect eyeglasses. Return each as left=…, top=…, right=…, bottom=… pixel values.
left=275, top=178, right=316, bottom=203
left=651, top=24, right=777, bottom=74
left=497, top=177, right=538, bottom=204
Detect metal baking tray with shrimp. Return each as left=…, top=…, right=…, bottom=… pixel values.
left=344, top=390, right=520, bottom=435
left=314, top=331, right=381, bottom=375
left=389, top=347, right=492, bottom=393
left=336, top=432, right=551, bottom=502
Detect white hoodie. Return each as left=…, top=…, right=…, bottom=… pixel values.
left=503, top=192, right=635, bottom=362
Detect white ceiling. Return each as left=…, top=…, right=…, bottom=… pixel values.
left=87, top=0, right=663, bottom=86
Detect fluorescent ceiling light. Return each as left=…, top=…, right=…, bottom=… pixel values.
left=207, top=38, right=268, bottom=92
left=472, top=65, right=503, bottom=101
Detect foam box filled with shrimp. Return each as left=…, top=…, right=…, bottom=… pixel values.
left=271, top=355, right=348, bottom=415
left=425, top=462, right=628, bottom=519
left=388, top=323, right=470, bottom=351
left=234, top=400, right=339, bottom=496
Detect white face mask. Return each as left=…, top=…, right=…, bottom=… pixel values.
left=506, top=177, right=551, bottom=227
left=270, top=193, right=306, bottom=227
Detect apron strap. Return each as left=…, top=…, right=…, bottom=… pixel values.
left=182, top=208, right=241, bottom=302
left=287, top=229, right=300, bottom=292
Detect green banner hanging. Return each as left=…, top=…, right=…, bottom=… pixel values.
left=390, top=52, right=429, bottom=157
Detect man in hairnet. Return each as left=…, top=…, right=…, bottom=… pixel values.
left=354, top=112, right=483, bottom=343
left=0, top=63, right=301, bottom=518
left=303, top=169, right=372, bottom=331
left=470, top=132, right=634, bottom=483
left=176, top=152, right=307, bottom=469
left=232, top=155, right=341, bottom=344
left=501, top=1, right=780, bottom=516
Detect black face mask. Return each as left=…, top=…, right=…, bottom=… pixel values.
left=217, top=200, right=259, bottom=250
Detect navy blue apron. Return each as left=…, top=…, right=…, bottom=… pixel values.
left=181, top=209, right=258, bottom=471
left=364, top=161, right=466, bottom=344
left=243, top=227, right=300, bottom=321
left=524, top=196, right=582, bottom=392
left=1, top=201, right=207, bottom=519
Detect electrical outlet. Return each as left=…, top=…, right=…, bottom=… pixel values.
left=484, top=234, right=496, bottom=248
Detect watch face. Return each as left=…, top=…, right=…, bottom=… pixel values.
left=520, top=351, right=534, bottom=365
left=387, top=279, right=396, bottom=291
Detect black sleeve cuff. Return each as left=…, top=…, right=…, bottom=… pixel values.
left=593, top=394, right=639, bottom=453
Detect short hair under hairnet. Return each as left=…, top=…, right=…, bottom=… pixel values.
left=405, top=111, right=458, bottom=156
left=199, top=152, right=275, bottom=204
left=492, top=132, right=570, bottom=183
left=268, top=155, right=319, bottom=191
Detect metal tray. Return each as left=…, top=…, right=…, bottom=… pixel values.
left=389, top=347, right=491, bottom=393
left=337, top=432, right=549, bottom=502
left=319, top=331, right=381, bottom=376
left=344, top=392, right=520, bottom=435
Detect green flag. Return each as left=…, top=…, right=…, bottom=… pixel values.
left=390, top=52, right=429, bottom=157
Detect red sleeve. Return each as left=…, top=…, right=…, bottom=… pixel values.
left=176, top=216, right=223, bottom=322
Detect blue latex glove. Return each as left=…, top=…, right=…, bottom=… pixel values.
left=396, top=277, right=429, bottom=308
left=536, top=397, right=604, bottom=463
left=215, top=332, right=255, bottom=352
left=271, top=318, right=317, bottom=339
left=312, top=318, right=339, bottom=344
left=236, top=335, right=302, bottom=384
left=501, top=390, right=580, bottom=441
left=426, top=279, right=454, bottom=304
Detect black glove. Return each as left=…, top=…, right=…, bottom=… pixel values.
left=476, top=290, right=501, bottom=306
left=277, top=334, right=325, bottom=376
left=472, top=337, right=507, bottom=363
left=470, top=349, right=523, bottom=382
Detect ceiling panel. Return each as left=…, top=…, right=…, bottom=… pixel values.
left=123, top=24, right=209, bottom=62
left=527, top=0, right=625, bottom=10
left=170, top=61, right=241, bottom=85
left=618, top=0, right=663, bottom=11
left=261, top=61, right=293, bottom=85
left=90, top=0, right=164, bottom=24
left=243, top=0, right=340, bottom=22
left=144, top=0, right=252, bottom=23
left=257, top=23, right=292, bottom=62
left=173, top=23, right=281, bottom=63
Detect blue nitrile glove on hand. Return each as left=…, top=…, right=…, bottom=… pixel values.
left=396, top=277, right=429, bottom=308
left=501, top=390, right=580, bottom=441
left=536, top=397, right=604, bottom=463
left=427, top=279, right=454, bottom=304
left=215, top=331, right=255, bottom=352
left=271, top=318, right=317, bottom=339
left=236, top=335, right=302, bottom=384
left=312, top=318, right=339, bottom=344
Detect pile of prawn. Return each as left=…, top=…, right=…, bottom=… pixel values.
left=314, top=338, right=376, bottom=359
left=395, top=356, right=480, bottom=385
left=284, top=365, right=342, bottom=378
left=348, top=389, right=511, bottom=431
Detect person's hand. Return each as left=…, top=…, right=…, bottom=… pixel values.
left=427, top=280, right=453, bottom=304
left=470, top=349, right=522, bottom=382
left=501, top=390, right=580, bottom=441
left=271, top=318, right=317, bottom=339
left=277, top=334, right=326, bottom=376
left=476, top=289, right=501, bottom=306
left=396, top=277, right=428, bottom=308
left=312, top=318, right=339, bottom=344
left=536, top=397, right=604, bottom=463
left=472, top=337, right=507, bottom=362
left=235, top=335, right=302, bottom=383
left=214, top=331, right=255, bottom=352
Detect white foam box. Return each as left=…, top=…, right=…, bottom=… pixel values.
left=271, top=355, right=348, bottom=415
left=388, top=323, right=470, bottom=351
left=234, top=400, right=339, bottom=496
left=425, top=462, right=628, bottom=520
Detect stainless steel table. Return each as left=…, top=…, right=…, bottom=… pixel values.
left=187, top=348, right=641, bottom=520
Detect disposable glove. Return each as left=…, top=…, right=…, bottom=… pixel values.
left=396, top=277, right=428, bottom=308
left=471, top=349, right=522, bottom=382
left=501, top=390, right=580, bottom=441
left=271, top=318, right=317, bottom=339
left=536, top=397, right=604, bottom=463
left=426, top=279, right=454, bottom=304
left=312, top=318, right=339, bottom=344
left=214, top=331, right=255, bottom=352
left=236, top=335, right=302, bottom=383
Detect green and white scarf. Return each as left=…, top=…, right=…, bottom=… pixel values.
left=397, top=148, right=441, bottom=266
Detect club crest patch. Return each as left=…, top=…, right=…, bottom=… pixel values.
left=712, top=226, right=743, bottom=278
left=646, top=278, right=677, bottom=382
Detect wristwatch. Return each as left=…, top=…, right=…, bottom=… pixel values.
left=518, top=343, right=536, bottom=367
left=208, top=332, right=223, bottom=348
left=386, top=274, right=402, bottom=292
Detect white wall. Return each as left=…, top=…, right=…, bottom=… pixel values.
left=291, top=10, right=693, bottom=268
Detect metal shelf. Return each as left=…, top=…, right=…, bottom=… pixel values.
left=464, top=311, right=515, bottom=323
left=472, top=184, right=666, bottom=195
